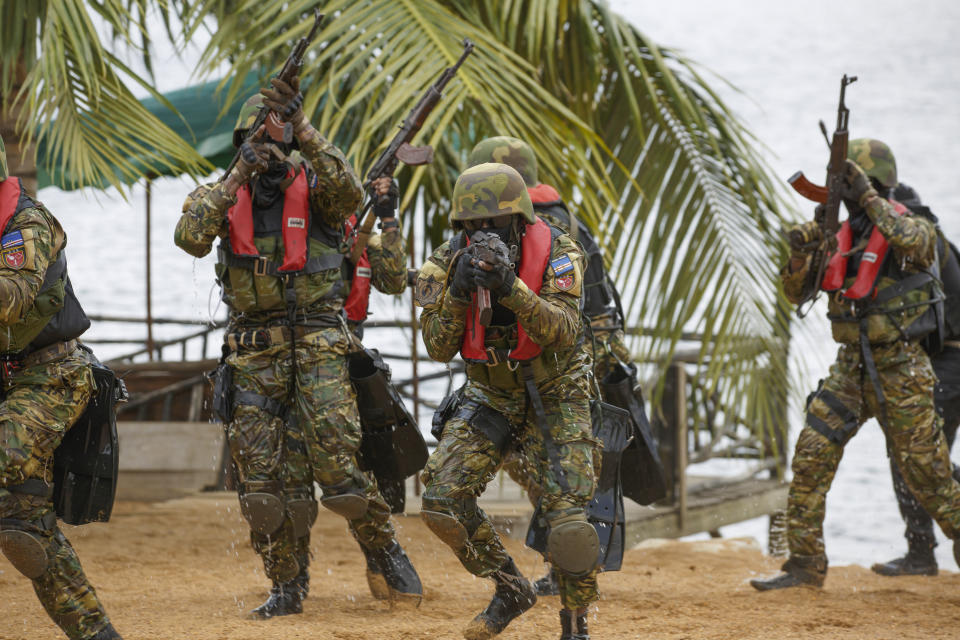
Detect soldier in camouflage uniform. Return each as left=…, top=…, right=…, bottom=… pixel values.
left=751, top=140, right=960, bottom=591
left=174, top=75, right=421, bottom=618
left=867, top=158, right=960, bottom=576
left=0, top=136, right=122, bottom=639
left=466, top=136, right=637, bottom=596
left=416, top=163, right=601, bottom=640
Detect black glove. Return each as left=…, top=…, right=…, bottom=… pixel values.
left=261, top=77, right=305, bottom=126
left=233, top=142, right=270, bottom=183
left=787, top=220, right=822, bottom=254
left=373, top=179, right=400, bottom=219
left=448, top=253, right=476, bottom=300
left=472, top=260, right=516, bottom=297
left=842, top=159, right=876, bottom=206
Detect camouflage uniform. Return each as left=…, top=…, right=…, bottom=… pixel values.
left=416, top=164, right=601, bottom=616
left=1, top=137, right=118, bottom=640
left=175, top=105, right=409, bottom=603
left=467, top=138, right=635, bottom=574
left=771, top=153, right=960, bottom=581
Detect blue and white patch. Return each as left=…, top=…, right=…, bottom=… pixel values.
left=1, top=230, right=24, bottom=249
left=550, top=254, right=574, bottom=276
left=309, top=172, right=319, bottom=189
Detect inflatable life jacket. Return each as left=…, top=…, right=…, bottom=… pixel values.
left=821, top=199, right=942, bottom=345
left=343, top=214, right=371, bottom=323
left=0, top=177, right=89, bottom=354
left=217, top=168, right=345, bottom=313
left=460, top=218, right=552, bottom=363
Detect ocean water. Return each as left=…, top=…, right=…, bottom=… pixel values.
left=35, top=0, right=960, bottom=568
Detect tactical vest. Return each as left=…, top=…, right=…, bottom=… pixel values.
left=822, top=200, right=941, bottom=345
left=343, top=214, right=371, bottom=324
left=0, top=178, right=89, bottom=354
left=941, top=239, right=960, bottom=340
left=460, top=218, right=552, bottom=363
left=528, top=183, right=617, bottom=322
left=215, top=168, right=347, bottom=313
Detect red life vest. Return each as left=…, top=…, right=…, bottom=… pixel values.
left=461, top=218, right=552, bottom=362
left=0, top=177, right=23, bottom=233
left=227, top=170, right=310, bottom=272
left=822, top=199, right=910, bottom=299
left=343, top=214, right=372, bottom=323
left=528, top=183, right=562, bottom=205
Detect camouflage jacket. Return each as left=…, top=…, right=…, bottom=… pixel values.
left=415, top=224, right=592, bottom=396
left=0, top=186, right=90, bottom=355
left=783, top=194, right=938, bottom=344
left=174, top=130, right=403, bottom=323
left=0, top=203, right=65, bottom=330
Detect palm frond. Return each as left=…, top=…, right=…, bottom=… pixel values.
left=2, top=0, right=211, bottom=193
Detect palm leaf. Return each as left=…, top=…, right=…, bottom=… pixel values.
left=1, top=0, right=211, bottom=193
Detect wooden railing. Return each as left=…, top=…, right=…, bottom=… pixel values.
left=94, top=314, right=788, bottom=522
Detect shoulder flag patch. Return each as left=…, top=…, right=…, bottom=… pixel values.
left=550, top=254, right=574, bottom=276
left=1, top=230, right=25, bottom=269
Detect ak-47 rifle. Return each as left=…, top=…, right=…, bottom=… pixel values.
left=349, top=39, right=475, bottom=262
left=786, top=73, right=858, bottom=316
left=469, top=230, right=512, bottom=326
left=220, top=10, right=324, bottom=182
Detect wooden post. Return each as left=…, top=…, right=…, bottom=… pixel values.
left=675, top=362, right=688, bottom=532
left=408, top=228, right=422, bottom=497
left=145, top=178, right=155, bottom=361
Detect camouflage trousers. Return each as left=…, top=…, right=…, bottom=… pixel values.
left=788, top=340, right=960, bottom=559
left=0, top=349, right=113, bottom=640
left=422, top=382, right=601, bottom=609
left=225, top=325, right=394, bottom=583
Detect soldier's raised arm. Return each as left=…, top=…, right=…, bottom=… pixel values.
left=262, top=77, right=362, bottom=226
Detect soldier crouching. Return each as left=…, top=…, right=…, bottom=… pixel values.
left=415, top=162, right=601, bottom=640
left=0, top=135, right=122, bottom=640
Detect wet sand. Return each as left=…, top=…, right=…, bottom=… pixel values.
left=2, top=494, right=959, bottom=640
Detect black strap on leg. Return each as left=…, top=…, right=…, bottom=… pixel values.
left=3, top=479, right=54, bottom=499
left=806, top=389, right=860, bottom=445
left=520, top=361, right=571, bottom=493
left=859, top=320, right=889, bottom=427
left=234, top=391, right=289, bottom=421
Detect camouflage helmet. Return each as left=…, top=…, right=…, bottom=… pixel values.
left=467, top=137, right=538, bottom=187
left=0, top=135, right=7, bottom=181
left=848, top=138, right=897, bottom=189
left=450, top=163, right=535, bottom=225
left=233, top=94, right=265, bottom=147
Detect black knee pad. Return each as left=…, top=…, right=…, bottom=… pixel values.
left=239, top=482, right=285, bottom=536
left=420, top=496, right=473, bottom=551
left=320, top=480, right=369, bottom=520
left=0, top=516, right=54, bottom=579
left=546, top=508, right=599, bottom=576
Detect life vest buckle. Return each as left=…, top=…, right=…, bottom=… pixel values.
left=485, top=347, right=504, bottom=366
left=254, top=256, right=270, bottom=277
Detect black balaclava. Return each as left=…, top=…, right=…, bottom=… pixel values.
left=252, top=143, right=296, bottom=209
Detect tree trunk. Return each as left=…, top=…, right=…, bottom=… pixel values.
left=0, top=62, right=38, bottom=196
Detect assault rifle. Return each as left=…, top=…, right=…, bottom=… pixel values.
left=220, top=10, right=324, bottom=182
left=349, top=39, right=475, bottom=262
left=469, top=230, right=513, bottom=326
left=786, top=73, right=857, bottom=316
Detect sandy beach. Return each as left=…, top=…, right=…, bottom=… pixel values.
left=2, top=494, right=959, bottom=640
